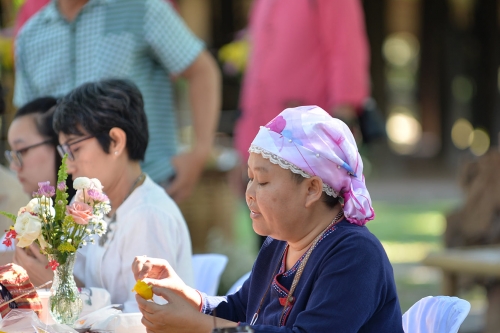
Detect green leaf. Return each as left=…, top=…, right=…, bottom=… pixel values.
left=0, top=211, right=16, bottom=224
left=54, top=154, right=69, bottom=222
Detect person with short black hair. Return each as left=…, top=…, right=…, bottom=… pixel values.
left=14, top=79, right=194, bottom=313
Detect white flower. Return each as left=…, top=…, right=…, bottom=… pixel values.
left=90, top=178, right=103, bottom=191
left=102, top=203, right=111, bottom=214
left=26, top=197, right=55, bottom=218
left=82, top=240, right=87, bottom=246
left=25, top=198, right=38, bottom=213
left=73, top=177, right=91, bottom=190
left=37, top=234, right=50, bottom=250
left=14, top=212, right=42, bottom=248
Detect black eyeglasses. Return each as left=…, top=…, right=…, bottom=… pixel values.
left=57, top=135, right=95, bottom=161
left=4, top=139, right=53, bottom=168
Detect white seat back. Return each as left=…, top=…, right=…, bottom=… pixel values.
left=192, top=254, right=228, bottom=295
left=226, top=271, right=251, bottom=295
left=402, top=296, right=471, bottom=333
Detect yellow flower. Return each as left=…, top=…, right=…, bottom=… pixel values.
left=0, top=37, right=13, bottom=70
left=218, top=40, right=249, bottom=73
left=57, top=242, right=76, bottom=253
left=132, top=280, right=153, bottom=300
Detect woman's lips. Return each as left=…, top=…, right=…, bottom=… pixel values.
left=250, top=210, right=261, bottom=219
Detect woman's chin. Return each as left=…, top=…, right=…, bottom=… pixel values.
left=23, top=184, right=35, bottom=196
left=251, top=222, right=268, bottom=237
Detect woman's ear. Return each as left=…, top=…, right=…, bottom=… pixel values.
left=108, top=127, right=127, bottom=157
left=304, top=176, right=323, bottom=208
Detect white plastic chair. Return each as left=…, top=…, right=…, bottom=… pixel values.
left=226, top=271, right=251, bottom=295
left=192, top=254, right=228, bottom=295
left=402, top=296, right=471, bottom=333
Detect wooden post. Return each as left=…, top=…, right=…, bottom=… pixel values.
left=441, top=271, right=458, bottom=296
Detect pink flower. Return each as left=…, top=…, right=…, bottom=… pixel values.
left=36, top=181, right=55, bottom=197
left=87, top=189, right=109, bottom=203
left=2, top=229, right=17, bottom=247
left=66, top=202, right=94, bottom=225
left=57, top=181, right=66, bottom=191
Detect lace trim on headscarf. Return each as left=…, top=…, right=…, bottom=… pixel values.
left=249, top=145, right=339, bottom=198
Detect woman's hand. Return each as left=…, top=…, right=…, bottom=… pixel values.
left=132, top=256, right=202, bottom=310
left=137, top=286, right=237, bottom=333
left=132, top=256, right=173, bottom=281
left=13, top=243, right=52, bottom=286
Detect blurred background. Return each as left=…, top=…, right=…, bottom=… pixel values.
left=1, top=0, right=499, bottom=332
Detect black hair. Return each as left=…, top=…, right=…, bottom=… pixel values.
left=53, top=79, right=149, bottom=161
left=290, top=172, right=340, bottom=209
left=15, top=97, right=59, bottom=146
left=13, top=97, right=76, bottom=200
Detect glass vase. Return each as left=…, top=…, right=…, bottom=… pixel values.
left=48, top=252, right=83, bottom=326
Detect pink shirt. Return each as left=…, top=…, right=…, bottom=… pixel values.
left=235, top=0, right=369, bottom=160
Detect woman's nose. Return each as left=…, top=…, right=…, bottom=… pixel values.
left=65, top=161, right=76, bottom=175
left=9, top=160, right=21, bottom=172
left=245, top=181, right=255, bottom=204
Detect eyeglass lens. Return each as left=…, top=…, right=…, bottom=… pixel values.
left=4, top=150, right=22, bottom=168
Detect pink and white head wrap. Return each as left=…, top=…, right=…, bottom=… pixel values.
left=249, top=106, right=374, bottom=226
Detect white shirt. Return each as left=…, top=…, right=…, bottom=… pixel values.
left=0, top=166, right=29, bottom=233
left=74, top=175, right=194, bottom=312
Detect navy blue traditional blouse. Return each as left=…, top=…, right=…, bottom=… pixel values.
left=201, top=220, right=404, bottom=332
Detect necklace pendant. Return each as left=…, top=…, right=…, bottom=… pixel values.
left=250, top=313, right=258, bottom=325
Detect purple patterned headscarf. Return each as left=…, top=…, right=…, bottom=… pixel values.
left=249, top=106, right=374, bottom=226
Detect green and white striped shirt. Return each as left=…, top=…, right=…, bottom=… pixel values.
left=15, top=0, right=204, bottom=183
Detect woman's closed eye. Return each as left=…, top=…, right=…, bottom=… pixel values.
left=248, top=178, right=268, bottom=186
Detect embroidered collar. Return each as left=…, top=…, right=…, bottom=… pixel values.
left=279, top=221, right=341, bottom=278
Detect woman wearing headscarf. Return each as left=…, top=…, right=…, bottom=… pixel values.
left=133, top=106, right=403, bottom=332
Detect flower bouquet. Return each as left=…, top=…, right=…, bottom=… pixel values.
left=0, top=155, right=110, bottom=325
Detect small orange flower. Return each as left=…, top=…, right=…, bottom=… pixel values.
left=46, top=259, right=59, bottom=271
left=132, top=280, right=153, bottom=300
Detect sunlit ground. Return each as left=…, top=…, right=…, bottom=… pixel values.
left=368, top=201, right=486, bottom=332
left=367, top=201, right=448, bottom=264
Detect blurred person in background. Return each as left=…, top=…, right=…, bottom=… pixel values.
left=0, top=85, right=29, bottom=237
left=6, top=97, right=75, bottom=199
left=234, top=0, right=369, bottom=178
left=232, top=0, right=370, bottom=247
left=13, top=79, right=194, bottom=313
left=1, top=97, right=76, bottom=260
left=14, top=0, right=179, bottom=37
left=14, top=0, right=221, bottom=203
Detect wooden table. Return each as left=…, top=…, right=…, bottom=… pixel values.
left=422, top=245, right=500, bottom=295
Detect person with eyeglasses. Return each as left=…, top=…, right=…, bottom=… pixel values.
left=0, top=87, right=29, bottom=244
left=13, top=79, right=194, bottom=313
left=6, top=97, right=76, bottom=199
left=1, top=97, right=76, bottom=264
